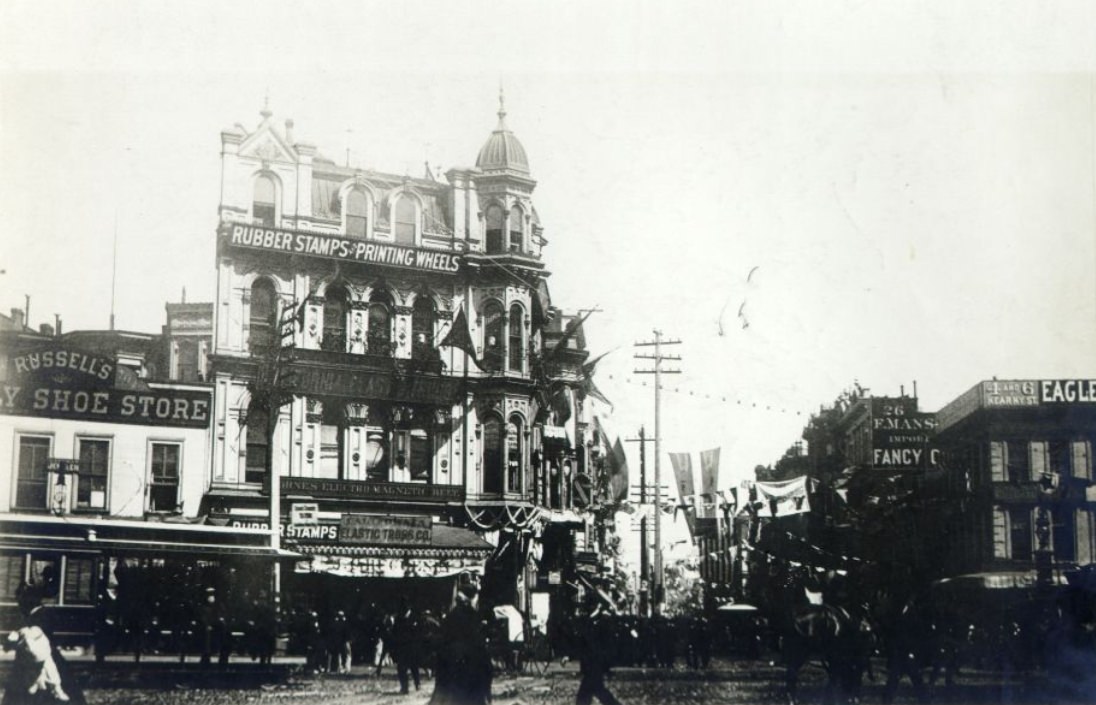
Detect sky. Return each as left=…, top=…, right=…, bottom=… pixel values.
left=3, top=2, right=1096, bottom=527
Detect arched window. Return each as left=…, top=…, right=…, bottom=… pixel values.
left=508, top=304, right=524, bottom=373
left=483, top=415, right=504, bottom=494
left=318, top=402, right=345, bottom=479
left=253, top=174, right=277, bottom=226
left=248, top=279, right=277, bottom=354
left=483, top=302, right=504, bottom=372
left=485, top=204, right=504, bottom=254
left=509, top=204, right=524, bottom=253
left=346, top=189, right=369, bottom=238
left=411, top=296, right=436, bottom=361
left=322, top=285, right=349, bottom=352
left=507, top=416, right=523, bottom=492
left=245, top=403, right=269, bottom=484
left=367, top=289, right=392, bottom=356
left=394, top=197, right=416, bottom=245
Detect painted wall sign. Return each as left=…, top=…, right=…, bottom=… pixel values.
left=2, top=345, right=115, bottom=388
left=223, top=223, right=462, bottom=274
left=281, top=477, right=464, bottom=503
left=291, top=365, right=461, bottom=404
left=339, top=514, right=433, bottom=546
left=870, top=398, right=939, bottom=469
left=983, top=380, right=1039, bottom=408
left=226, top=519, right=340, bottom=541
left=0, top=385, right=211, bottom=428
left=1040, top=380, right=1096, bottom=404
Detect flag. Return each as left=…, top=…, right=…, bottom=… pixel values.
left=438, top=306, right=479, bottom=365
left=608, top=437, right=629, bottom=504
left=669, top=452, right=697, bottom=538
left=699, top=448, right=720, bottom=519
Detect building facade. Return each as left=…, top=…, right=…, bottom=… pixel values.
left=935, top=379, right=1096, bottom=581
left=205, top=99, right=598, bottom=617
left=0, top=326, right=275, bottom=646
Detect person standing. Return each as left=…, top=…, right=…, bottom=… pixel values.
left=391, top=604, right=423, bottom=693
left=429, top=583, right=491, bottom=705
left=2, top=582, right=86, bottom=705
left=574, top=614, right=622, bottom=705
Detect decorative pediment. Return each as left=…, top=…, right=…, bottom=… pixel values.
left=239, top=127, right=296, bottom=163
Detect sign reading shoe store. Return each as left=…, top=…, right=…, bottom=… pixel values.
left=221, top=222, right=462, bottom=274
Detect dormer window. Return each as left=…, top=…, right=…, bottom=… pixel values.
left=346, top=189, right=369, bottom=238
left=253, top=175, right=277, bottom=227
left=485, top=205, right=504, bottom=254
left=509, top=205, right=524, bottom=253
left=394, top=197, right=416, bottom=245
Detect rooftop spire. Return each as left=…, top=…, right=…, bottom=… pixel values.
left=260, top=90, right=272, bottom=119
left=495, top=84, right=508, bottom=131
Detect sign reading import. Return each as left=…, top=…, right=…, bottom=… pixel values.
left=224, top=223, right=462, bottom=274
left=339, top=514, right=433, bottom=546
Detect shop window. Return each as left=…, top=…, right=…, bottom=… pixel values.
left=1049, top=440, right=1072, bottom=479
left=1008, top=507, right=1032, bottom=562
left=507, top=416, right=522, bottom=492
left=485, top=204, right=504, bottom=254
left=1053, top=509, right=1077, bottom=562
left=0, top=554, right=25, bottom=602
left=509, top=204, right=524, bottom=253
left=508, top=304, right=524, bottom=373
left=319, top=404, right=345, bottom=479
left=365, top=429, right=389, bottom=482
left=245, top=404, right=269, bottom=484
left=28, top=557, right=60, bottom=604
left=15, top=435, right=50, bottom=510
left=346, top=189, right=369, bottom=238
left=394, top=429, right=432, bottom=483
left=394, top=197, right=416, bottom=245
left=63, top=557, right=95, bottom=605
left=148, top=442, right=180, bottom=512
left=253, top=174, right=277, bottom=227
left=249, top=279, right=278, bottom=354
left=1006, top=441, right=1029, bottom=483
left=483, top=302, right=504, bottom=372
left=367, top=290, right=392, bottom=356
left=411, top=296, right=436, bottom=361
left=76, top=438, right=109, bottom=511
left=322, top=285, right=349, bottom=352
left=483, top=416, right=504, bottom=494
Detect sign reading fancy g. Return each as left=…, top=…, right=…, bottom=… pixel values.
left=224, top=223, right=462, bottom=274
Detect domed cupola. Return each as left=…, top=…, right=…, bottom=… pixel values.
left=475, top=89, right=530, bottom=175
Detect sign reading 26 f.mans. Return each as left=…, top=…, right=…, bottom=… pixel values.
left=224, top=223, right=462, bottom=274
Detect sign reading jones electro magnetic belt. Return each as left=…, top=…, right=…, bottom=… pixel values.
left=339, top=514, right=433, bottom=547
left=223, top=223, right=462, bottom=274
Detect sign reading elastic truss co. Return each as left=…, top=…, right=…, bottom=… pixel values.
left=339, top=514, right=434, bottom=546
left=224, top=223, right=462, bottom=274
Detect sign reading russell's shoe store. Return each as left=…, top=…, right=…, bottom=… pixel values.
left=222, top=223, right=462, bottom=274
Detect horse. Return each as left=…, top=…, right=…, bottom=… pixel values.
left=779, top=603, right=877, bottom=705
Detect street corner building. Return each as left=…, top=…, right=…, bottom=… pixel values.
left=205, top=99, right=606, bottom=620
left=0, top=97, right=613, bottom=650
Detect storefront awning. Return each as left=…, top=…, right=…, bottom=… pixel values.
left=0, top=516, right=294, bottom=560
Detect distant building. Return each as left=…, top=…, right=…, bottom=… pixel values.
left=935, top=379, right=1096, bottom=581
left=162, top=301, right=213, bottom=383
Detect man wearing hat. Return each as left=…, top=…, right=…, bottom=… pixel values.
left=429, top=581, right=491, bottom=705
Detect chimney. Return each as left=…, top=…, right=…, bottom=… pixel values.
left=285, top=119, right=295, bottom=145
left=10, top=308, right=24, bottom=330
left=55, top=314, right=62, bottom=336
left=39, top=323, right=53, bottom=336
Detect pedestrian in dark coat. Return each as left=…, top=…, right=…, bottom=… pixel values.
left=429, top=583, right=491, bottom=705
left=575, top=615, right=622, bottom=705
left=391, top=605, right=423, bottom=693
left=2, top=583, right=86, bottom=705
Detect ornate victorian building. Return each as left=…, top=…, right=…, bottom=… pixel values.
left=206, top=98, right=594, bottom=612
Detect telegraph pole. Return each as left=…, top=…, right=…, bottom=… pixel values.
left=634, top=330, right=681, bottom=615
left=626, top=426, right=656, bottom=616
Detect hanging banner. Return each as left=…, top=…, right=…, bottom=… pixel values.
left=753, top=476, right=810, bottom=517
left=668, top=452, right=696, bottom=499
left=699, top=448, right=721, bottom=519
